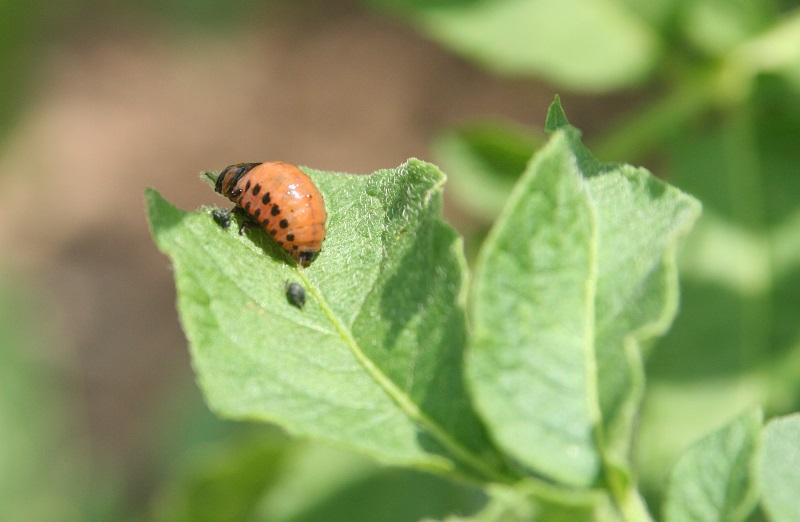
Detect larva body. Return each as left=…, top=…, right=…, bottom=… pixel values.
left=215, top=161, right=326, bottom=266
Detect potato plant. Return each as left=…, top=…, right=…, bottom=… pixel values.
left=148, top=99, right=800, bottom=521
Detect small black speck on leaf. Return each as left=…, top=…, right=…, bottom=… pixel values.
left=212, top=209, right=232, bottom=229
left=285, top=281, right=306, bottom=309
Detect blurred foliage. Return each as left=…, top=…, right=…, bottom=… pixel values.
left=366, top=0, right=800, bottom=517
left=134, top=0, right=267, bottom=32
left=0, top=0, right=41, bottom=143
left=151, top=430, right=487, bottom=522
left=151, top=431, right=291, bottom=522
left=3, top=0, right=800, bottom=520
left=637, top=72, right=800, bottom=510
left=367, top=0, right=661, bottom=91
left=367, top=0, right=799, bottom=93
left=433, top=121, right=541, bottom=220
left=662, top=409, right=761, bottom=522
left=0, top=275, right=119, bottom=521
left=758, top=414, right=800, bottom=522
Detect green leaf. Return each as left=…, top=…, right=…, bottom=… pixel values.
left=432, top=120, right=541, bottom=220
left=146, top=159, right=506, bottom=482
left=151, top=432, right=291, bottom=522
left=544, top=95, right=570, bottom=132
left=640, top=76, right=800, bottom=503
left=260, top=452, right=487, bottom=522
left=0, top=1, right=39, bottom=140
left=425, top=483, right=619, bottom=522
left=758, top=414, right=800, bottom=522
left=368, top=0, right=661, bottom=92
left=682, top=0, right=777, bottom=57
left=663, top=409, right=762, bottom=522
left=0, top=276, right=119, bottom=521
left=152, top=431, right=486, bottom=522
left=467, top=98, right=700, bottom=488
left=424, top=487, right=535, bottom=522
left=617, top=0, right=677, bottom=30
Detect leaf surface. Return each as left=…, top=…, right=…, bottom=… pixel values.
left=663, top=409, right=761, bottom=522
left=368, top=0, right=660, bottom=92
left=759, top=414, right=800, bottom=522
left=467, top=98, right=700, bottom=487
left=147, top=159, right=504, bottom=481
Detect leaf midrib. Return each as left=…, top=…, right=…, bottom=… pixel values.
left=170, top=174, right=511, bottom=483
left=294, top=267, right=511, bottom=484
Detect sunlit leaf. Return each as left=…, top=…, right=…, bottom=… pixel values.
left=758, top=414, right=800, bottom=522
left=663, top=409, right=761, bottom=522
left=467, top=98, right=700, bottom=487
left=147, top=160, right=507, bottom=482
left=368, top=0, right=661, bottom=92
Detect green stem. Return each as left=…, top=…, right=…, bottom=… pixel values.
left=617, top=488, right=654, bottom=522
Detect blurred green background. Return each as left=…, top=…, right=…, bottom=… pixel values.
left=1, top=0, right=799, bottom=520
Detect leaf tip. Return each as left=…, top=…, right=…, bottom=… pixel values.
left=403, top=157, right=448, bottom=194
left=200, top=170, right=218, bottom=187
left=144, top=188, right=187, bottom=245
left=544, top=95, right=570, bottom=133
left=144, top=187, right=164, bottom=216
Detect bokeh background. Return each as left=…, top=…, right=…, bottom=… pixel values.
left=2, top=1, right=799, bottom=520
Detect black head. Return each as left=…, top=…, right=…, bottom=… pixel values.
left=297, top=250, right=319, bottom=268
left=215, top=162, right=261, bottom=197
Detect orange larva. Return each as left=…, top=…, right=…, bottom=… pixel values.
left=213, top=161, right=327, bottom=267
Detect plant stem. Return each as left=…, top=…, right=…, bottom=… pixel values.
left=617, top=487, right=654, bottom=522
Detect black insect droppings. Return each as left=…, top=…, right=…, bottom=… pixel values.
left=285, top=281, right=306, bottom=309
left=211, top=209, right=232, bottom=229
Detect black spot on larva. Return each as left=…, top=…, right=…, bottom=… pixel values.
left=261, top=218, right=269, bottom=226
left=277, top=240, right=284, bottom=246
left=262, top=192, right=271, bottom=204
left=292, top=245, right=298, bottom=250
left=285, top=281, right=306, bottom=309
left=254, top=208, right=261, bottom=219
left=252, top=183, right=261, bottom=196
left=269, top=229, right=276, bottom=236
left=286, top=233, right=295, bottom=241
left=271, top=205, right=280, bottom=216
left=279, top=219, right=289, bottom=228
left=245, top=180, right=251, bottom=192
left=244, top=201, right=251, bottom=213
